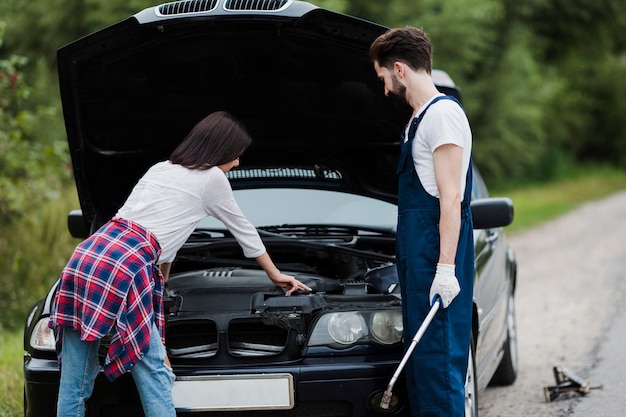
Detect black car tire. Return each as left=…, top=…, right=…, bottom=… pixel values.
left=465, top=335, right=478, bottom=417
left=490, top=291, right=518, bottom=385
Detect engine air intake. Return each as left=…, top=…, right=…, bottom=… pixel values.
left=224, top=0, right=290, bottom=11
left=158, top=0, right=218, bottom=15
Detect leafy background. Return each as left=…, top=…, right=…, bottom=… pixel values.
left=1, top=0, right=625, bottom=332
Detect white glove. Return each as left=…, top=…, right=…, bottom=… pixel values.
left=429, top=263, right=460, bottom=308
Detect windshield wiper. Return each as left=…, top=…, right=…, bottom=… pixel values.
left=257, top=224, right=396, bottom=238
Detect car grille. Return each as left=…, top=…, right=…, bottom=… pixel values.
left=224, top=0, right=290, bottom=11
left=166, top=318, right=289, bottom=360
left=228, top=318, right=288, bottom=356
left=167, top=320, right=219, bottom=358
left=158, top=0, right=218, bottom=15
left=157, top=0, right=290, bottom=15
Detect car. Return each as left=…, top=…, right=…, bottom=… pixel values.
left=23, top=1, right=518, bottom=416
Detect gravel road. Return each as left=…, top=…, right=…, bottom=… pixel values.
left=478, top=190, right=626, bottom=417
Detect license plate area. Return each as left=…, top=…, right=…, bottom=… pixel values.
left=172, top=373, right=294, bottom=411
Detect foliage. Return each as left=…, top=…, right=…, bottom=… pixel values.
left=1, top=0, right=156, bottom=69
left=2, top=0, right=626, bottom=186
left=342, top=0, right=626, bottom=186
left=525, top=0, right=626, bottom=171
left=0, top=330, right=22, bottom=417
left=0, top=0, right=625, bottom=324
left=0, top=186, right=79, bottom=332
left=0, top=25, right=71, bottom=227
left=492, top=165, right=626, bottom=233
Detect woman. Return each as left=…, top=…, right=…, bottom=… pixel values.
left=49, top=111, right=311, bottom=417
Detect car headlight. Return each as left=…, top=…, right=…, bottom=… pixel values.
left=29, top=317, right=56, bottom=351
left=370, top=311, right=403, bottom=344
left=307, top=310, right=403, bottom=348
left=328, top=312, right=366, bottom=344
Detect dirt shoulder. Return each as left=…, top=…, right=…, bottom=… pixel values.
left=478, top=191, right=626, bottom=417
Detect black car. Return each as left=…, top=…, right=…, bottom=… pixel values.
left=23, top=1, right=518, bottom=416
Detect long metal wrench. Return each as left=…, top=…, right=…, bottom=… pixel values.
left=380, top=299, right=441, bottom=409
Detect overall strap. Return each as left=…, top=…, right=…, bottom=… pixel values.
left=397, top=95, right=463, bottom=176
left=405, top=95, right=463, bottom=142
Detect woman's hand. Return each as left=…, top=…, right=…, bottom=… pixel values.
left=269, top=272, right=312, bottom=295
left=255, top=252, right=312, bottom=295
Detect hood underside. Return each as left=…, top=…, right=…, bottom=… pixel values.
left=58, top=0, right=457, bottom=225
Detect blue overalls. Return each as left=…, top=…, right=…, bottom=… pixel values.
left=396, top=96, right=474, bottom=416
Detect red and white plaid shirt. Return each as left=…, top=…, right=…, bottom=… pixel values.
left=49, top=217, right=164, bottom=381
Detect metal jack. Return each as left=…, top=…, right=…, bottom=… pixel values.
left=543, top=366, right=602, bottom=402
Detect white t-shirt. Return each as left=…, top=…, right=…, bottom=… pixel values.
left=116, top=161, right=266, bottom=264
left=404, top=94, right=472, bottom=198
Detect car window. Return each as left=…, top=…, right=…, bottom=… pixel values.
left=198, top=189, right=398, bottom=229
left=471, top=164, right=490, bottom=200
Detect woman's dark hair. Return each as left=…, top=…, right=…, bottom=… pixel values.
left=369, top=27, right=433, bottom=74
left=170, top=111, right=252, bottom=169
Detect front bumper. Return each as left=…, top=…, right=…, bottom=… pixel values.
left=24, top=355, right=408, bottom=417
left=24, top=356, right=146, bottom=417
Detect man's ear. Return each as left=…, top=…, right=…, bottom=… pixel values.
left=393, top=61, right=405, bottom=78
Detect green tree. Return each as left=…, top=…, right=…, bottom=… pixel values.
left=0, top=25, right=70, bottom=226
left=0, top=25, right=75, bottom=331
left=528, top=0, right=626, bottom=168
left=2, top=0, right=156, bottom=67
left=341, top=0, right=626, bottom=185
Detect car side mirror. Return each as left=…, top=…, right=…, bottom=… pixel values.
left=67, top=209, right=90, bottom=239
left=470, top=197, right=514, bottom=230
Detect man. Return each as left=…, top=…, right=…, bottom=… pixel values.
left=370, top=27, right=474, bottom=416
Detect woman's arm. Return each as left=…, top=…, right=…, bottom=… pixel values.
left=159, top=262, right=172, bottom=283
left=255, top=252, right=312, bottom=295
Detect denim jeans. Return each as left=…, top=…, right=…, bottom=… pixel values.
left=57, top=323, right=176, bottom=417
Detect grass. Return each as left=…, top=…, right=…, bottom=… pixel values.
left=491, top=166, right=626, bottom=234
left=1, top=330, right=23, bottom=417
left=0, top=187, right=80, bottom=332
left=2, top=166, right=626, bottom=415
left=1, top=187, right=79, bottom=416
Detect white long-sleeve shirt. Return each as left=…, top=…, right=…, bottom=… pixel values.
left=116, top=161, right=265, bottom=264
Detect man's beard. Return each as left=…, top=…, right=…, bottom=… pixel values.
left=388, top=77, right=412, bottom=113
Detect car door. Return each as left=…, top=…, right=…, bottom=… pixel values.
left=471, top=167, right=511, bottom=383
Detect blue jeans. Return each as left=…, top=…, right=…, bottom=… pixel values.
left=57, top=324, right=176, bottom=417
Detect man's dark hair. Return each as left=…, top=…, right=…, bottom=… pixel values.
left=369, top=27, right=433, bottom=74
left=170, top=111, right=252, bottom=169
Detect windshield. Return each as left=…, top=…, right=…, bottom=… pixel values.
left=198, top=189, right=398, bottom=229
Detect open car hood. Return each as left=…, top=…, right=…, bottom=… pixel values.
left=58, top=0, right=460, bottom=226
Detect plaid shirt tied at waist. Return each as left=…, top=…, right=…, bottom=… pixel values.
left=49, top=217, right=164, bottom=381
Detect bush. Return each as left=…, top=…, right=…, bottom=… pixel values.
left=0, top=187, right=80, bottom=332
left=0, top=330, right=22, bottom=417
left=0, top=25, right=71, bottom=226
left=1, top=25, right=76, bottom=331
